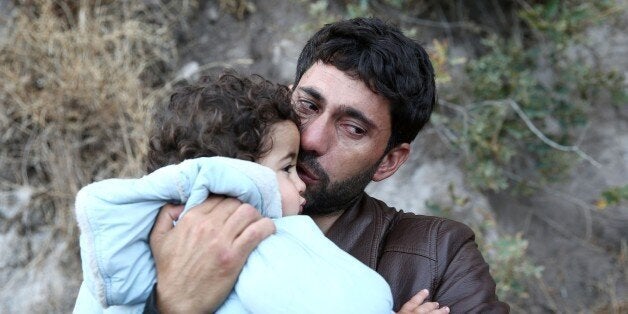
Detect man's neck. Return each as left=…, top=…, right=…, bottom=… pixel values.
left=311, top=210, right=345, bottom=234
left=307, top=192, right=365, bottom=233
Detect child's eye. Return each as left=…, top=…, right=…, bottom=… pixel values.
left=282, top=165, right=294, bottom=173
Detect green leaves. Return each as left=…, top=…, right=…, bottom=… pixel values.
left=452, top=0, right=625, bottom=192
left=487, top=233, right=544, bottom=300
left=597, top=185, right=628, bottom=209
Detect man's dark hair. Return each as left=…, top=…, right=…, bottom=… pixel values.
left=146, top=71, right=299, bottom=172
left=294, top=17, right=436, bottom=149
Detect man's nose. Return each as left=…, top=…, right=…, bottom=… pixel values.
left=300, top=116, right=332, bottom=156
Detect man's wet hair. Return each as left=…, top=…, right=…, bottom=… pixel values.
left=294, top=17, right=436, bottom=150
left=146, top=71, right=299, bottom=172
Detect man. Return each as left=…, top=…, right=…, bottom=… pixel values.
left=145, top=18, right=509, bottom=313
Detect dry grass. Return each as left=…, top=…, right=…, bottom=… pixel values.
left=0, top=0, right=178, bottom=247
left=219, top=0, right=257, bottom=19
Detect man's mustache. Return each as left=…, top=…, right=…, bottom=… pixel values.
left=298, top=151, right=328, bottom=182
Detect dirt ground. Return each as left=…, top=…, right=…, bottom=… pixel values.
left=487, top=102, right=628, bottom=312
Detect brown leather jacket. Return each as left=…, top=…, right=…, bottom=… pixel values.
left=326, top=193, right=510, bottom=313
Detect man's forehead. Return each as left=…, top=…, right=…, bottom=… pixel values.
left=299, top=63, right=365, bottom=91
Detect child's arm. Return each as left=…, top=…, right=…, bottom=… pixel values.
left=397, top=289, right=450, bottom=314
left=75, top=157, right=280, bottom=308
left=75, top=171, right=177, bottom=308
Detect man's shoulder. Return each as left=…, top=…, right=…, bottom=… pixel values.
left=393, top=211, right=474, bottom=240
left=364, top=195, right=475, bottom=257
left=387, top=213, right=474, bottom=257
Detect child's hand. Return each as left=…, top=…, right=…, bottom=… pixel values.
left=396, top=289, right=450, bottom=314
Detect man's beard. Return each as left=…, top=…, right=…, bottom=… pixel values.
left=298, top=152, right=380, bottom=216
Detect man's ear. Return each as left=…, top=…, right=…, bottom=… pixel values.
left=372, top=143, right=410, bottom=182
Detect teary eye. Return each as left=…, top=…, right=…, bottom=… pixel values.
left=347, top=124, right=366, bottom=135
left=296, top=99, right=318, bottom=115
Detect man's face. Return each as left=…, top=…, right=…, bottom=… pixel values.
left=293, top=62, right=392, bottom=215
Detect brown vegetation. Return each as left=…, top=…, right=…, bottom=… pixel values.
left=0, top=0, right=176, bottom=252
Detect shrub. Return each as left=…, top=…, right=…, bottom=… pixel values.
left=0, top=0, right=177, bottom=242
left=434, top=0, right=626, bottom=191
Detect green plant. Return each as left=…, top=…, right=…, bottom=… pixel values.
left=596, top=184, right=628, bottom=209
left=433, top=0, right=627, bottom=191
left=345, top=0, right=370, bottom=18
left=483, top=233, right=544, bottom=301
left=294, top=0, right=338, bottom=34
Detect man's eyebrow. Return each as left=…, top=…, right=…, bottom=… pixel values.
left=298, top=86, right=325, bottom=103
left=342, top=106, right=377, bottom=130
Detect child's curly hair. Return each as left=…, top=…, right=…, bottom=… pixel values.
left=146, top=71, right=299, bottom=172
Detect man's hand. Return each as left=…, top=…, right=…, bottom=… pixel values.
left=397, top=289, right=450, bottom=314
left=149, top=196, right=276, bottom=313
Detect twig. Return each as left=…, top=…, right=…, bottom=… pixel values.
left=436, top=100, right=470, bottom=155
left=369, top=0, right=477, bottom=30
left=429, top=123, right=458, bottom=146
left=443, top=98, right=603, bottom=168
left=535, top=275, right=560, bottom=312
left=503, top=99, right=602, bottom=168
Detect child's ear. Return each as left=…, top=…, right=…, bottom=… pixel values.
left=372, top=143, right=410, bottom=182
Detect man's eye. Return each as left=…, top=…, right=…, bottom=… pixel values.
left=352, top=126, right=366, bottom=135
left=296, top=100, right=318, bottom=115
left=346, top=124, right=366, bottom=136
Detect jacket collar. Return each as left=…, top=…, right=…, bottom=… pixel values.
left=324, top=193, right=397, bottom=269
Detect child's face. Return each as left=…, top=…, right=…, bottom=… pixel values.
left=256, top=120, right=306, bottom=216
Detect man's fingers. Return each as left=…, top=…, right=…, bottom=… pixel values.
left=163, top=203, right=185, bottom=221
left=222, top=203, right=265, bottom=240
left=232, top=217, right=275, bottom=257
left=182, top=196, right=242, bottom=225
left=150, top=204, right=184, bottom=244
left=149, top=198, right=258, bottom=313
left=188, top=195, right=226, bottom=215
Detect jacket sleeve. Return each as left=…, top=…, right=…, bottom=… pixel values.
left=75, top=174, right=172, bottom=308
left=433, top=219, right=510, bottom=313
left=142, top=284, right=159, bottom=314
left=74, top=157, right=280, bottom=308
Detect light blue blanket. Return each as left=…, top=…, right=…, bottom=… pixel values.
left=73, top=157, right=393, bottom=313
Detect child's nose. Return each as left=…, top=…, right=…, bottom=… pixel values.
left=293, top=173, right=306, bottom=193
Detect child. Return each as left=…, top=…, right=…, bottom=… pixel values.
left=73, top=72, right=394, bottom=313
